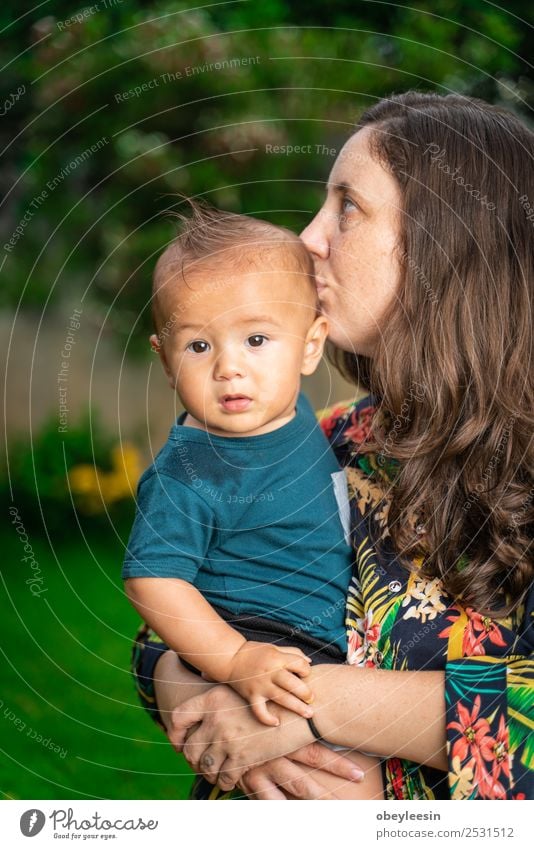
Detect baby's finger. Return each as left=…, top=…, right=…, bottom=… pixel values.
left=273, top=668, right=314, bottom=704
left=275, top=645, right=312, bottom=663
left=251, top=698, right=281, bottom=727
left=270, top=687, right=315, bottom=719
left=280, top=654, right=313, bottom=678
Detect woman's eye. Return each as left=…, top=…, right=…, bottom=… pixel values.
left=341, top=195, right=358, bottom=214
left=187, top=340, right=210, bottom=354
left=246, top=334, right=267, bottom=348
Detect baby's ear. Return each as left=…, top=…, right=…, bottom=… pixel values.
left=301, top=315, right=329, bottom=376
left=149, top=334, right=175, bottom=388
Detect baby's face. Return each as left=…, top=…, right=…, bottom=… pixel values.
left=160, top=266, right=324, bottom=436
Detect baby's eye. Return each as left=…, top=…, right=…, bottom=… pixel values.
left=246, top=334, right=268, bottom=348
left=187, top=340, right=210, bottom=354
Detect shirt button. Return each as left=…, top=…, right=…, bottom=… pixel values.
left=374, top=650, right=383, bottom=667
left=388, top=580, right=402, bottom=593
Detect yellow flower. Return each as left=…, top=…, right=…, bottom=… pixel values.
left=68, top=465, right=99, bottom=494
left=68, top=442, right=142, bottom=513
left=345, top=466, right=386, bottom=520
left=449, top=755, right=474, bottom=800
left=402, top=577, right=447, bottom=623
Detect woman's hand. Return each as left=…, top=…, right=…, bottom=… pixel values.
left=238, top=745, right=365, bottom=800
left=157, top=654, right=377, bottom=798
left=168, top=685, right=369, bottom=794
left=168, top=684, right=315, bottom=789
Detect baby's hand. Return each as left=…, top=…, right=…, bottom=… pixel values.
left=227, top=641, right=314, bottom=726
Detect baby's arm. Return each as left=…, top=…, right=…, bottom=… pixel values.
left=125, top=577, right=314, bottom=725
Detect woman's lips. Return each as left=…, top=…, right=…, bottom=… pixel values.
left=220, top=395, right=252, bottom=412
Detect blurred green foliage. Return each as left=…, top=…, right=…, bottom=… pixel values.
left=0, top=0, right=532, bottom=355
left=0, top=411, right=136, bottom=536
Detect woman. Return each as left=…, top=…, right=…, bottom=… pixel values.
left=132, top=91, right=533, bottom=800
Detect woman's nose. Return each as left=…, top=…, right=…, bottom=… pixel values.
left=300, top=209, right=330, bottom=259
left=213, top=346, right=246, bottom=380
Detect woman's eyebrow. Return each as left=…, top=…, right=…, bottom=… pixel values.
left=326, top=180, right=368, bottom=204
left=327, top=180, right=352, bottom=193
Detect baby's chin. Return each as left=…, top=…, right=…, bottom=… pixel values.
left=199, top=408, right=293, bottom=438
left=203, top=417, right=272, bottom=437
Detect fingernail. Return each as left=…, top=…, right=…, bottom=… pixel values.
left=351, top=769, right=364, bottom=781
left=304, top=709, right=314, bottom=718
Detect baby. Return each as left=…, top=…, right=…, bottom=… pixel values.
left=123, top=203, right=383, bottom=798
left=123, top=200, right=352, bottom=725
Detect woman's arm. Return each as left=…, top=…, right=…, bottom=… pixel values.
left=170, top=663, right=447, bottom=789
left=153, top=650, right=370, bottom=798
left=310, top=665, right=447, bottom=770
left=153, top=648, right=216, bottom=733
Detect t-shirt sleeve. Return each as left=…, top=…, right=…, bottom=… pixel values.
left=122, top=471, right=217, bottom=583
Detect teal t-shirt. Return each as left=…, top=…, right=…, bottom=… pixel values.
left=122, top=393, right=353, bottom=653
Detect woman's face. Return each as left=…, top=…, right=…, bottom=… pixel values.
left=301, top=127, right=402, bottom=357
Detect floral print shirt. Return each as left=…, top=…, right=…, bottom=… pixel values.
left=321, top=395, right=533, bottom=800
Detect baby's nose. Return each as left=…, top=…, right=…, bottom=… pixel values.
left=213, top=347, right=246, bottom=380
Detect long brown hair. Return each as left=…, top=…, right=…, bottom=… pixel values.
left=333, top=91, right=533, bottom=616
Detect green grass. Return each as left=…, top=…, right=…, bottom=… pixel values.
left=0, top=531, right=195, bottom=799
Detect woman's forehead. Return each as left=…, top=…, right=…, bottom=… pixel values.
left=329, top=129, right=399, bottom=204
left=333, top=129, right=375, bottom=178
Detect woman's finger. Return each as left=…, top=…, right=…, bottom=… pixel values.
left=197, top=747, right=227, bottom=785
left=277, top=761, right=338, bottom=800
left=182, top=741, right=213, bottom=775
left=273, top=668, right=314, bottom=703
left=169, top=702, right=206, bottom=750
left=250, top=757, right=335, bottom=799
left=216, top=756, right=248, bottom=791
left=180, top=738, right=201, bottom=772
left=167, top=719, right=201, bottom=757
left=239, top=767, right=287, bottom=800
left=181, top=727, right=217, bottom=773
left=290, top=742, right=365, bottom=781
left=240, top=758, right=343, bottom=800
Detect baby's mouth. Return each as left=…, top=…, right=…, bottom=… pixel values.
left=220, top=394, right=252, bottom=412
